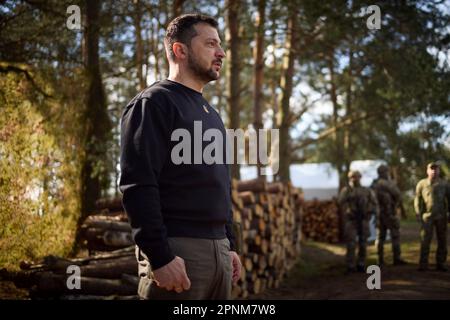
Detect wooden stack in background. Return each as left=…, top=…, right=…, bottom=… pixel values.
left=2, top=247, right=139, bottom=299
left=230, top=179, right=303, bottom=299
left=6, top=179, right=304, bottom=299
left=79, top=203, right=132, bottom=253
left=301, top=199, right=340, bottom=243
left=2, top=198, right=139, bottom=299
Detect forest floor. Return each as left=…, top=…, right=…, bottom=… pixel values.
left=250, top=220, right=450, bottom=299
left=0, top=280, right=28, bottom=299
left=2, top=220, right=450, bottom=300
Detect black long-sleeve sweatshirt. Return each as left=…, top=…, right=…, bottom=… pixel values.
left=119, top=79, right=235, bottom=269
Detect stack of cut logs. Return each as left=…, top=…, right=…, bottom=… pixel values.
left=1, top=246, right=139, bottom=299
left=229, top=179, right=303, bottom=298
left=6, top=178, right=303, bottom=299
left=301, top=199, right=339, bottom=243
left=79, top=199, right=132, bottom=253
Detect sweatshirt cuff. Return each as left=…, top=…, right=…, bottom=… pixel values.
left=142, top=243, right=175, bottom=270
left=226, top=222, right=237, bottom=253
left=228, top=237, right=236, bottom=252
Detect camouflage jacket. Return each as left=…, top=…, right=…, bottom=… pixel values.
left=371, top=178, right=401, bottom=217
left=338, top=185, right=379, bottom=220
left=414, top=178, right=450, bottom=221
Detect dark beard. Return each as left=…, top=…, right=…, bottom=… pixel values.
left=187, top=50, right=219, bottom=82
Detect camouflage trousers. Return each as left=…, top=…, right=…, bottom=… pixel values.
left=419, top=216, right=447, bottom=267
left=344, top=216, right=370, bottom=268
left=376, top=214, right=401, bottom=264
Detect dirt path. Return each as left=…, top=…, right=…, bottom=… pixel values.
left=251, top=220, right=450, bottom=299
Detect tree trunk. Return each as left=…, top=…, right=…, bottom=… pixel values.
left=277, top=8, right=297, bottom=182
left=270, top=22, right=280, bottom=131
left=253, top=0, right=266, bottom=178
left=226, top=0, right=241, bottom=180
left=133, top=0, right=146, bottom=90
left=215, top=77, right=225, bottom=115
left=148, top=6, right=160, bottom=81
left=327, top=52, right=345, bottom=190
left=343, top=46, right=354, bottom=186
left=80, top=0, right=111, bottom=219
left=172, top=0, right=184, bottom=19
left=161, top=1, right=170, bottom=76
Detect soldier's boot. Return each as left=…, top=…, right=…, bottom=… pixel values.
left=391, top=230, right=405, bottom=265
left=357, top=241, right=367, bottom=273
left=419, top=220, right=432, bottom=272
left=418, top=250, right=430, bottom=271
left=346, top=241, right=356, bottom=275
left=393, top=245, right=407, bottom=265
left=377, top=241, right=384, bottom=267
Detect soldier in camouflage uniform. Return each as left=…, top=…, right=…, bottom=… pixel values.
left=372, top=165, right=407, bottom=267
left=338, top=170, right=379, bottom=273
left=415, top=162, right=450, bottom=271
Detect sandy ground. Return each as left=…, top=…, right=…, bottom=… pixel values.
left=250, top=220, right=450, bottom=299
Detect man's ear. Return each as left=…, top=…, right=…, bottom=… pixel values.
left=172, top=42, right=187, bottom=59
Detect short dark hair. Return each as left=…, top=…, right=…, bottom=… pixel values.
left=164, top=13, right=219, bottom=60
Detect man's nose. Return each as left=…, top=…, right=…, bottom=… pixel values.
left=216, top=47, right=225, bottom=59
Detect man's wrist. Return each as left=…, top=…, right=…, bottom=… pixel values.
left=141, top=244, right=175, bottom=270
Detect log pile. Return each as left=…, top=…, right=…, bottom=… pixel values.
left=79, top=211, right=132, bottom=253
left=1, top=247, right=139, bottom=299
left=230, top=179, right=303, bottom=299
left=6, top=179, right=304, bottom=299
left=301, top=199, right=340, bottom=243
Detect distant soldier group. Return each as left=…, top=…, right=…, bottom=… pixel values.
left=338, top=162, right=450, bottom=274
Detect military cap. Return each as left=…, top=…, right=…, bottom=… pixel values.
left=377, top=164, right=389, bottom=175
left=427, top=161, right=440, bottom=169
left=348, top=170, right=361, bottom=178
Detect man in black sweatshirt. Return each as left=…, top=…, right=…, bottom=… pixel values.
left=119, top=14, right=241, bottom=299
